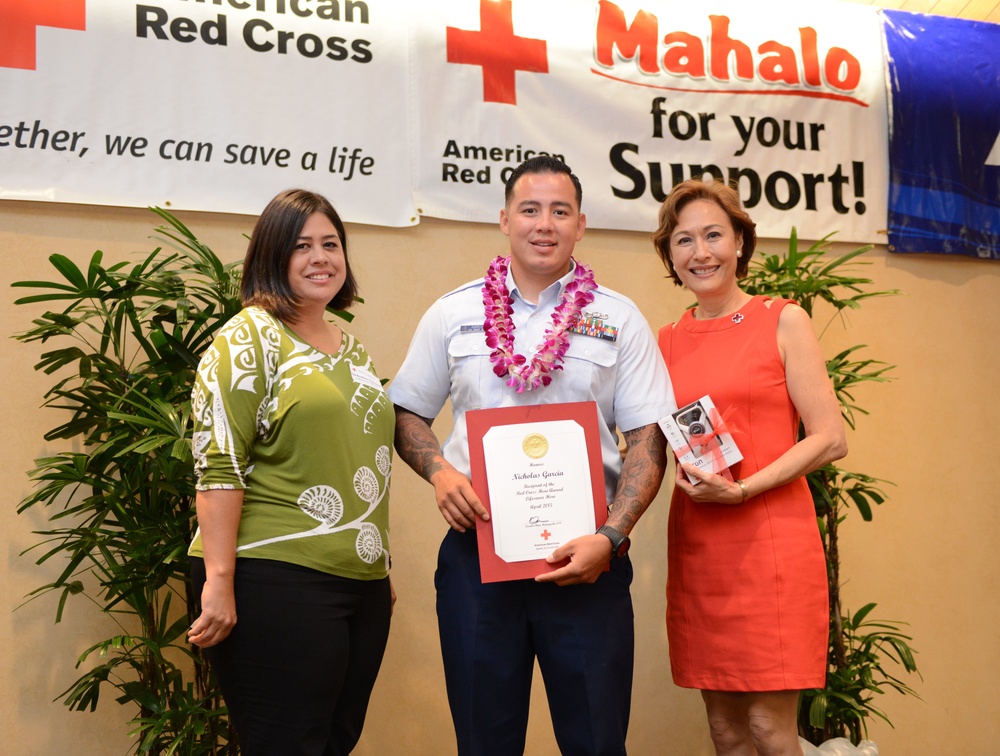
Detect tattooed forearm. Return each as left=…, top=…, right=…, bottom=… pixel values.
left=393, top=407, right=449, bottom=482
left=607, top=423, right=668, bottom=534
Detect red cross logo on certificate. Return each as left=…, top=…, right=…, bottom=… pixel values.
left=540, top=529, right=552, bottom=541
left=0, top=0, right=86, bottom=70
left=446, top=0, right=548, bottom=105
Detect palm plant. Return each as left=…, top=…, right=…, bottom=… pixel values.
left=742, top=230, right=920, bottom=744
left=13, top=209, right=244, bottom=754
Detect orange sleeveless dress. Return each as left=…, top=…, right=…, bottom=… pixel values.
left=659, top=295, right=828, bottom=691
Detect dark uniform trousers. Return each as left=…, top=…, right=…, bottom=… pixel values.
left=435, top=528, right=635, bottom=756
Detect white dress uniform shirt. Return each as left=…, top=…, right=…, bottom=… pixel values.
left=388, top=263, right=676, bottom=503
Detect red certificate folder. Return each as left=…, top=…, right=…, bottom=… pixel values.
left=466, top=401, right=608, bottom=583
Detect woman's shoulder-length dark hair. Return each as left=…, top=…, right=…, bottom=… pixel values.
left=652, top=179, right=758, bottom=286
left=240, top=188, right=358, bottom=322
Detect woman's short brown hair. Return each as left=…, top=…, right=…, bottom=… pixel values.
left=240, top=189, right=358, bottom=322
left=652, top=180, right=757, bottom=286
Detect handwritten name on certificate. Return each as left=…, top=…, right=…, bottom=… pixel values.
left=481, top=420, right=596, bottom=563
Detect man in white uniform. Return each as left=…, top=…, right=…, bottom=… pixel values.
left=388, top=156, right=674, bottom=755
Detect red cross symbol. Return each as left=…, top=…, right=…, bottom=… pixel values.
left=540, top=529, right=552, bottom=541
left=731, top=313, right=744, bottom=324
left=446, top=0, right=548, bottom=105
left=0, top=0, right=86, bottom=70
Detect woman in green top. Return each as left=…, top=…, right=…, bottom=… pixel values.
left=188, top=189, right=395, bottom=755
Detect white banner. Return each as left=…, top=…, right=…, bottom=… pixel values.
left=0, top=0, right=417, bottom=226
left=413, top=0, right=888, bottom=241
left=1, top=0, right=888, bottom=240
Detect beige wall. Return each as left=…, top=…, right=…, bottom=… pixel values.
left=4, top=2, right=999, bottom=753
left=3, top=195, right=999, bottom=754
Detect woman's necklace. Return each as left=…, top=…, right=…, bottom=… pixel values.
left=481, top=255, right=596, bottom=393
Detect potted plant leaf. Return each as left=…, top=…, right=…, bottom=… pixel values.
left=741, top=230, right=921, bottom=748
left=12, top=209, right=244, bottom=754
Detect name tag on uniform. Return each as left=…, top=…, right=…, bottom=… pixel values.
left=350, top=363, right=383, bottom=391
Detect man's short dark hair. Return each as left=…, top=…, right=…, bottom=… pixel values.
left=504, top=156, right=583, bottom=210
left=241, top=189, right=358, bottom=323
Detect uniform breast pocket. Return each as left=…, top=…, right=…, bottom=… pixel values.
left=559, top=337, right=619, bottom=397
left=447, top=333, right=498, bottom=410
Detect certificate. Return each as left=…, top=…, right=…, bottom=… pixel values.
left=467, top=402, right=608, bottom=583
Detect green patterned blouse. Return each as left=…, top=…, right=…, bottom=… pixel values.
left=188, top=307, right=394, bottom=580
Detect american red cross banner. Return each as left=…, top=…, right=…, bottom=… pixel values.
left=412, top=0, right=888, bottom=242
left=0, top=0, right=417, bottom=226
left=0, top=0, right=984, bottom=246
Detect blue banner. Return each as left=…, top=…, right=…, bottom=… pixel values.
left=883, top=11, right=1000, bottom=258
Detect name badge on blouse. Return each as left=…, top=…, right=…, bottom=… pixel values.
left=350, top=363, right=383, bottom=391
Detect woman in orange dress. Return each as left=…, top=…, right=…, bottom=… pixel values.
left=653, top=180, right=847, bottom=756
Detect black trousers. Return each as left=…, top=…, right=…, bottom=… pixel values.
left=190, top=557, right=392, bottom=756
left=435, top=529, right=635, bottom=756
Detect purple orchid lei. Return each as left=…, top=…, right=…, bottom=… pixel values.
left=481, top=255, right=597, bottom=393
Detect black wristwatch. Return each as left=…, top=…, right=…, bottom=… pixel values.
left=597, top=525, right=631, bottom=559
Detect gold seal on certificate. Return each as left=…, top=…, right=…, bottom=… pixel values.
left=522, top=433, right=549, bottom=459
